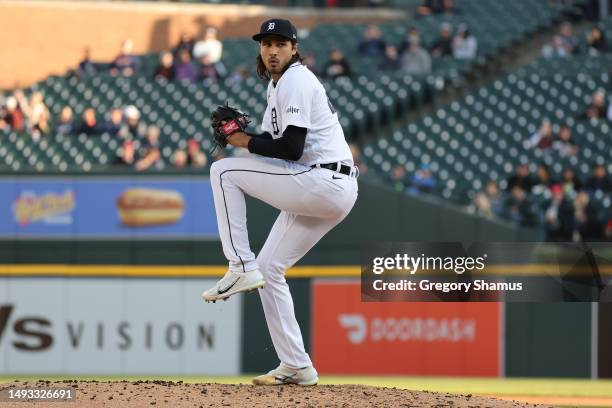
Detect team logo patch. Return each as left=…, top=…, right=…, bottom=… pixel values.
left=286, top=106, right=300, bottom=114
left=267, top=22, right=275, bottom=31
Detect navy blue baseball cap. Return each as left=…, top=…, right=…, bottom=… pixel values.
left=252, top=19, right=298, bottom=43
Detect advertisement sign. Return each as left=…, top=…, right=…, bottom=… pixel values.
left=0, top=177, right=218, bottom=238
left=312, top=281, right=501, bottom=376
left=0, top=278, right=241, bottom=375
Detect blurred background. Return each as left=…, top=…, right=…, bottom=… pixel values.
left=1, top=0, right=611, bottom=404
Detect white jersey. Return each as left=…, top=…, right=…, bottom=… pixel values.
left=260, top=62, right=353, bottom=167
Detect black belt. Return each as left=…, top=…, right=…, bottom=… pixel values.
left=311, top=162, right=352, bottom=176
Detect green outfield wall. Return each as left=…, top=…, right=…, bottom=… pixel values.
left=505, top=303, right=592, bottom=378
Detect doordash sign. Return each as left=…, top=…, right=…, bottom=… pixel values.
left=312, top=281, right=501, bottom=376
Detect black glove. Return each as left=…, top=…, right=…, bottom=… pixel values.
left=210, top=102, right=251, bottom=151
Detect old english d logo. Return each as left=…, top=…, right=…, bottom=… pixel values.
left=267, top=22, right=275, bottom=31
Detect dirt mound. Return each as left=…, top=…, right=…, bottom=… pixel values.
left=1, top=380, right=549, bottom=407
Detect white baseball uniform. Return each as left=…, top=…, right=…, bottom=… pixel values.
left=209, top=62, right=358, bottom=369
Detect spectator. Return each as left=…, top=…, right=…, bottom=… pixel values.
left=561, top=167, right=582, bottom=195
left=26, top=91, right=50, bottom=139
left=542, top=35, right=571, bottom=58
left=141, top=125, right=160, bottom=152
left=358, top=25, right=386, bottom=58
left=103, top=108, right=123, bottom=136
left=76, top=47, right=96, bottom=77
left=397, top=26, right=420, bottom=56
left=323, top=49, right=352, bottom=79
left=174, top=49, right=197, bottom=83
left=585, top=164, right=612, bottom=192
left=401, top=40, right=432, bottom=75
left=417, top=0, right=442, bottom=15
left=506, top=163, right=534, bottom=192
left=502, top=186, right=539, bottom=226
left=75, top=108, right=99, bottom=135
left=172, top=32, right=195, bottom=58
left=543, top=184, right=575, bottom=241
left=430, top=23, right=453, bottom=58
left=186, top=139, right=207, bottom=168
left=135, top=148, right=162, bottom=171
left=553, top=125, right=578, bottom=157
left=583, top=90, right=612, bottom=120
left=379, top=45, right=402, bottom=71
left=387, top=164, right=408, bottom=192
left=532, top=163, right=555, bottom=195
left=559, top=22, right=578, bottom=55
left=226, top=66, right=250, bottom=86
left=193, top=27, right=223, bottom=63
left=524, top=119, right=553, bottom=150
left=113, top=140, right=136, bottom=167
left=587, top=26, right=607, bottom=54
left=198, top=54, right=226, bottom=84
left=0, top=96, right=25, bottom=131
left=154, top=52, right=175, bottom=81
left=469, top=180, right=502, bottom=219
left=55, top=106, right=74, bottom=136
left=574, top=191, right=605, bottom=241
left=303, top=54, right=320, bottom=77
left=349, top=143, right=368, bottom=175
left=417, top=0, right=460, bottom=16
left=172, top=149, right=188, bottom=168
left=119, top=105, right=146, bottom=139
left=135, top=127, right=163, bottom=171
left=409, top=163, right=436, bottom=193
left=110, top=39, right=140, bottom=76
left=452, top=24, right=477, bottom=60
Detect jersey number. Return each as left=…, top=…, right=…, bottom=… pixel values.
left=271, top=108, right=280, bottom=135
left=327, top=97, right=336, bottom=114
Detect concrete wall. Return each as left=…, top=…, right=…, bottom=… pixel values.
left=0, top=0, right=400, bottom=89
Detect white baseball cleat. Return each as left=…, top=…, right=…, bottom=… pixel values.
left=252, top=363, right=319, bottom=386
left=202, top=269, right=265, bottom=303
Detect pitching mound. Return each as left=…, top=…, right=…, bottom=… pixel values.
left=1, top=380, right=548, bottom=407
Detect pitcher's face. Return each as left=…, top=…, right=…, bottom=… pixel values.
left=260, top=36, right=297, bottom=76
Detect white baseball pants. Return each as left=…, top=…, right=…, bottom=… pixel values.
left=209, top=156, right=358, bottom=369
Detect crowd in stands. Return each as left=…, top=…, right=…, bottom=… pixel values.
left=0, top=89, right=210, bottom=171
left=1, top=7, right=481, bottom=171
left=0, top=29, right=228, bottom=171
left=386, top=163, right=437, bottom=195
left=542, top=21, right=608, bottom=57
left=524, top=120, right=578, bottom=157
left=0, top=90, right=50, bottom=140
left=465, top=87, right=612, bottom=241
left=320, top=21, right=478, bottom=79
left=468, top=163, right=611, bottom=241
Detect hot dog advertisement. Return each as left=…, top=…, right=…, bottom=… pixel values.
left=0, top=178, right=218, bottom=238
left=117, top=188, right=185, bottom=227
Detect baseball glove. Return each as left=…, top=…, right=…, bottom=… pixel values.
left=210, top=102, right=251, bottom=151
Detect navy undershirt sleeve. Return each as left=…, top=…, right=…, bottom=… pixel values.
left=247, top=125, right=306, bottom=161
left=246, top=131, right=273, bottom=140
